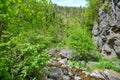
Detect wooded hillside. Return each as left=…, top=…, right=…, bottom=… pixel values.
left=0, top=0, right=120, bottom=80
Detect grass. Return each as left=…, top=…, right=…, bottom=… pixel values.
left=70, top=55, right=120, bottom=73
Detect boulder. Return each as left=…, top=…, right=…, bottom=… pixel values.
left=48, top=67, right=63, bottom=80
left=74, top=75, right=81, bottom=80
left=104, top=70, right=120, bottom=80
left=59, top=49, right=75, bottom=59
left=102, top=43, right=111, bottom=55
left=62, top=75, right=70, bottom=80
left=48, top=48, right=61, bottom=57
left=58, top=58, right=67, bottom=64
left=90, top=70, right=105, bottom=79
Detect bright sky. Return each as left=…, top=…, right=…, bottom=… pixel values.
left=51, top=0, right=87, bottom=7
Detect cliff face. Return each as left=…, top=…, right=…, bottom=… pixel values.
left=92, top=0, right=120, bottom=58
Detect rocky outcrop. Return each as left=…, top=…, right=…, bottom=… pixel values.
left=42, top=48, right=120, bottom=80
left=48, top=48, right=76, bottom=59
left=92, top=0, right=120, bottom=59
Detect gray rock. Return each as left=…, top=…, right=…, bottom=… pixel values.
left=109, top=19, right=116, bottom=27
left=60, top=49, right=75, bottom=59
left=48, top=48, right=60, bottom=57
left=58, top=58, right=67, bottom=64
left=92, top=35, right=99, bottom=44
left=61, top=68, right=68, bottom=75
left=104, top=70, right=120, bottom=80
left=99, top=17, right=108, bottom=29
left=99, top=7, right=106, bottom=21
left=48, top=67, right=63, bottom=80
left=62, top=75, right=70, bottom=80
left=114, top=37, right=120, bottom=46
left=116, top=6, right=120, bottom=27
left=56, top=57, right=62, bottom=61
left=92, top=0, right=120, bottom=59
left=117, top=2, right=120, bottom=8
left=68, top=71, right=73, bottom=76
left=86, top=62, right=99, bottom=68
left=92, top=21, right=99, bottom=36
left=114, top=46, right=120, bottom=58
left=111, top=49, right=117, bottom=57
left=108, top=33, right=120, bottom=58
left=74, top=75, right=81, bottom=80
left=98, top=37, right=103, bottom=51
left=108, top=12, right=116, bottom=27
left=113, top=61, right=120, bottom=67
left=102, top=43, right=111, bottom=54
left=90, top=70, right=105, bottom=79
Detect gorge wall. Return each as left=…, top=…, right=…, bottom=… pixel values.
left=92, top=0, right=120, bottom=59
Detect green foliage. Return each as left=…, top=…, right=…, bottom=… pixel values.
left=0, top=57, right=10, bottom=80
left=83, top=0, right=102, bottom=29
left=95, top=60, right=114, bottom=69
left=0, top=0, right=54, bottom=34
left=0, top=0, right=119, bottom=79
left=64, top=26, right=100, bottom=60
left=55, top=0, right=102, bottom=61
left=70, top=59, right=86, bottom=68
left=102, top=0, right=110, bottom=11
left=51, top=5, right=84, bottom=43
left=91, top=58, right=120, bottom=73
left=55, top=5, right=84, bottom=26
left=0, top=0, right=54, bottom=79
left=0, top=30, right=51, bottom=79
left=112, top=56, right=120, bottom=61
left=67, top=27, right=94, bottom=52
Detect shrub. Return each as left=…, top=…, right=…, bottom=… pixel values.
left=65, top=27, right=99, bottom=60
left=0, top=30, right=51, bottom=80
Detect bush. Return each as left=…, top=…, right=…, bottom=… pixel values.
left=65, top=27, right=99, bottom=60
left=0, top=0, right=54, bottom=79
left=0, top=30, right=51, bottom=80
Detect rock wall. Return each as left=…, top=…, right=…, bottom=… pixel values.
left=92, top=0, right=120, bottom=59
